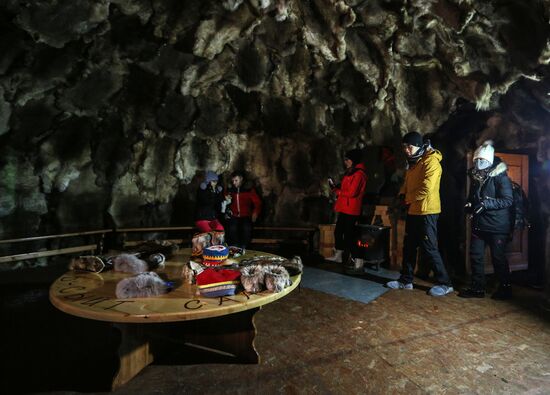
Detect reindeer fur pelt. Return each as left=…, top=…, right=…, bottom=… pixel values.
left=116, top=272, right=172, bottom=299
left=239, top=255, right=303, bottom=276
left=113, top=253, right=149, bottom=273
left=240, top=263, right=290, bottom=293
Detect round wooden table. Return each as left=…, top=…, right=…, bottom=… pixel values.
left=49, top=249, right=301, bottom=390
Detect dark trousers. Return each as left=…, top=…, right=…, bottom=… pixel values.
left=400, top=214, right=451, bottom=285
left=227, top=217, right=252, bottom=249
left=334, top=213, right=359, bottom=257
left=470, top=231, right=511, bottom=290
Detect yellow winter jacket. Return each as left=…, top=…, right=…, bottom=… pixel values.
left=400, top=149, right=442, bottom=215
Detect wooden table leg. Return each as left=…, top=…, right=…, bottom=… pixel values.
left=111, top=324, right=154, bottom=390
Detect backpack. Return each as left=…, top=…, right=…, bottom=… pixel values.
left=510, top=181, right=529, bottom=231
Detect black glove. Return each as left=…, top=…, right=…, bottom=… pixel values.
left=473, top=201, right=485, bottom=215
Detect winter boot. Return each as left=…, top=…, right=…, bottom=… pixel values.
left=345, top=257, right=365, bottom=274
left=325, top=249, right=343, bottom=263
left=491, top=284, right=512, bottom=300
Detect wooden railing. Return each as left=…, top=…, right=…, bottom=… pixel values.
left=0, top=226, right=318, bottom=264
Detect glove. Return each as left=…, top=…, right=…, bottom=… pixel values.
left=473, top=201, right=485, bottom=215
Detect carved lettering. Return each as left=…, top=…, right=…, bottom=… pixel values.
left=103, top=301, right=134, bottom=310
left=59, top=286, right=87, bottom=294
left=80, top=296, right=112, bottom=306
left=218, top=296, right=238, bottom=305
left=184, top=300, right=203, bottom=310
left=64, top=293, right=86, bottom=301
left=59, top=276, right=75, bottom=282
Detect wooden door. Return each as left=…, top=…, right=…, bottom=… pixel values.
left=465, top=152, right=529, bottom=273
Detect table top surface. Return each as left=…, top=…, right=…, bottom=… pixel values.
left=49, top=249, right=301, bottom=323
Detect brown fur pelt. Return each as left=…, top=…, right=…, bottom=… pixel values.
left=68, top=255, right=106, bottom=273
left=191, top=231, right=225, bottom=256
left=115, top=272, right=171, bottom=299
left=239, top=255, right=303, bottom=276
left=113, top=254, right=149, bottom=273
left=240, top=263, right=290, bottom=293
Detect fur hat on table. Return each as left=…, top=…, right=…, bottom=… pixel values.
left=115, top=272, right=173, bottom=299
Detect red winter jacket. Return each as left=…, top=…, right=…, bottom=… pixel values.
left=333, top=163, right=368, bottom=215
left=225, top=186, right=262, bottom=218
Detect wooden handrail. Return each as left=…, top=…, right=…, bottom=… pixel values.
left=0, top=229, right=111, bottom=245
left=0, top=225, right=318, bottom=264
left=0, top=245, right=98, bottom=264
left=118, top=227, right=194, bottom=232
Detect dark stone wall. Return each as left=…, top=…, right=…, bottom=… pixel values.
left=0, top=0, right=548, bottom=278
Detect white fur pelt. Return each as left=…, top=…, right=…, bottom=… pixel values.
left=240, top=263, right=290, bottom=293
left=116, top=272, right=171, bottom=299
left=113, top=254, right=148, bottom=273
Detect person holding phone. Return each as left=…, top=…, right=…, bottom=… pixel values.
left=326, top=149, right=368, bottom=273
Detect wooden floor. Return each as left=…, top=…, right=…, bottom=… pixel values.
left=27, top=281, right=550, bottom=395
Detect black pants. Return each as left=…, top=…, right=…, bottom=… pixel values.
left=227, top=217, right=253, bottom=249
left=334, top=213, right=359, bottom=257
left=470, top=231, right=511, bottom=290
left=400, top=214, right=451, bottom=285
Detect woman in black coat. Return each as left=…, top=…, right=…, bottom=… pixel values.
left=459, top=141, right=514, bottom=300
left=195, top=171, right=225, bottom=232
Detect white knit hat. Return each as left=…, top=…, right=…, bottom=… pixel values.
left=473, top=140, right=495, bottom=165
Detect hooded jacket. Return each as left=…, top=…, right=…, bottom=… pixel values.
left=333, top=163, right=368, bottom=215
left=400, top=149, right=442, bottom=215
left=225, top=183, right=262, bottom=218
left=467, top=157, right=513, bottom=233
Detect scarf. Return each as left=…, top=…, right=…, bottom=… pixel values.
left=406, top=140, right=431, bottom=168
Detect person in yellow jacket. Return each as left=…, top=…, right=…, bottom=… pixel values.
left=386, top=132, right=454, bottom=296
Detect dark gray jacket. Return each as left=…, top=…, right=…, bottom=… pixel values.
left=468, top=157, right=513, bottom=234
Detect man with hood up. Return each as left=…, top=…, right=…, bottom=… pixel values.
left=386, top=132, right=454, bottom=296
left=458, top=140, right=514, bottom=300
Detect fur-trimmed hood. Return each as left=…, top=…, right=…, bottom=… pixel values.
left=469, top=157, right=507, bottom=179
left=487, top=158, right=507, bottom=177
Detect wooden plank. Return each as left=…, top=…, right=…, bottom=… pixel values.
left=123, top=239, right=186, bottom=247
left=118, top=227, right=194, bottom=232
left=0, top=229, right=110, bottom=245
left=0, top=244, right=97, bottom=263
left=254, top=227, right=316, bottom=232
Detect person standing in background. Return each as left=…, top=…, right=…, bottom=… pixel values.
left=385, top=132, right=454, bottom=296
left=326, top=148, right=368, bottom=273
left=459, top=140, right=514, bottom=300
left=195, top=171, right=225, bottom=232
left=225, top=171, right=262, bottom=252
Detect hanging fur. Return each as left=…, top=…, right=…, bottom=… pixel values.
left=113, top=254, right=149, bottom=273
left=115, top=272, right=173, bottom=299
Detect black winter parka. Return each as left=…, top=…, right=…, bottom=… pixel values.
left=468, top=157, right=513, bottom=234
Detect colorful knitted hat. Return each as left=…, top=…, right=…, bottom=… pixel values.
left=202, top=245, right=229, bottom=266
left=196, top=268, right=241, bottom=298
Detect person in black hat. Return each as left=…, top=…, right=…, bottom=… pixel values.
left=385, top=132, right=454, bottom=296
left=326, top=148, right=368, bottom=273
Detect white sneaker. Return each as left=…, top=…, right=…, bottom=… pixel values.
left=385, top=280, right=413, bottom=289
left=325, top=249, right=343, bottom=263
left=428, top=285, right=454, bottom=296
left=345, top=257, right=365, bottom=274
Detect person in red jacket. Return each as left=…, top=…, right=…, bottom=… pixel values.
left=326, top=149, right=368, bottom=272
left=224, top=171, right=262, bottom=251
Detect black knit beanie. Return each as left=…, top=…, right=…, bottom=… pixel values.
left=402, top=132, right=423, bottom=147
left=344, top=149, right=362, bottom=165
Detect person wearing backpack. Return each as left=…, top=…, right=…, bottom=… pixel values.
left=459, top=141, right=514, bottom=300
